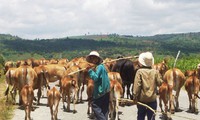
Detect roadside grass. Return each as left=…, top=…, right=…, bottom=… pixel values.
left=0, top=74, right=15, bottom=120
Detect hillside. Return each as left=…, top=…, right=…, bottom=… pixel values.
left=0, top=32, right=200, bottom=61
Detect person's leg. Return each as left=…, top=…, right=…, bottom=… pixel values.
left=92, top=97, right=107, bottom=120
left=137, top=104, right=147, bottom=120
left=146, top=101, right=157, bottom=120
left=101, top=92, right=110, bottom=120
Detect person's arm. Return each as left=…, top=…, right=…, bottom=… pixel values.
left=133, top=70, right=142, bottom=100
left=156, top=71, right=163, bottom=86
left=88, top=65, right=102, bottom=82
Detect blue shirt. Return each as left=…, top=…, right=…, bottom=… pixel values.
left=88, top=64, right=110, bottom=99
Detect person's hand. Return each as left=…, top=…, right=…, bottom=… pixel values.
left=132, top=99, right=138, bottom=105
left=85, top=63, right=95, bottom=71
left=132, top=94, right=138, bottom=105
left=85, top=66, right=91, bottom=71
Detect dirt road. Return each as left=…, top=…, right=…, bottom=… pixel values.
left=12, top=82, right=200, bottom=120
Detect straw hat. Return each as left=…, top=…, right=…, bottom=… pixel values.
left=197, top=63, right=200, bottom=69
left=138, top=52, right=154, bottom=67
left=86, top=51, right=103, bottom=64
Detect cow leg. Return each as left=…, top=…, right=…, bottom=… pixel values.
left=4, top=85, right=9, bottom=102
left=62, top=92, right=66, bottom=110
left=50, top=106, right=54, bottom=120
left=169, top=87, right=175, bottom=114
left=122, top=84, right=125, bottom=98
left=66, top=93, right=70, bottom=112
left=115, top=97, right=119, bottom=120
left=126, top=83, right=132, bottom=99
left=19, top=90, right=23, bottom=105
left=194, top=94, right=198, bottom=113
left=25, top=105, right=31, bottom=120
left=80, top=84, right=84, bottom=102
left=159, top=96, right=164, bottom=112
left=73, top=90, right=78, bottom=113
left=187, top=91, right=192, bottom=111
left=175, top=88, right=181, bottom=111
left=10, top=85, right=17, bottom=104
left=87, top=98, right=92, bottom=114
left=37, top=88, right=42, bottom=105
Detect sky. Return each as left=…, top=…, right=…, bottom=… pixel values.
left=0, top=0, right=200, bottom=39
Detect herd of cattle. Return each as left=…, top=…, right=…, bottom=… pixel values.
left=2, top=56, right=200, bottom=120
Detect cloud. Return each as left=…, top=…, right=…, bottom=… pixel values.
left=0, top=0, right=200, bottom=39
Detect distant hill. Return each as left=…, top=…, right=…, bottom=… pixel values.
left=0, top=32, right=200, bottom=61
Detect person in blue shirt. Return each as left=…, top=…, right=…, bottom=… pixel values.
left=86, top=51, right=110, bottom=120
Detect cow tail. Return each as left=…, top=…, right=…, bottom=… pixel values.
left=5, top=70, right=11, bottom=96
left=172, top=69, right=176, bottom=89
left=23, top=68, right=28, bottom=85
left=53, top=87, right=55, bottom=105
left=9, top=70, right=12, bottom=86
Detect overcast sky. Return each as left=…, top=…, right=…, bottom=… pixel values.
left=0, top=0, right=200, bottom=39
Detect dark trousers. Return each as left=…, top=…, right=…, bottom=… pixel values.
left=137, top=101, right=157, bottom=120
left=92, top=92, right=110, bottom=120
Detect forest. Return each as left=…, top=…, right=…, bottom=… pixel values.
left=0, top=32, right=200, bottom=71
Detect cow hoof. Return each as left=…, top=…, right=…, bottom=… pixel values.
left=66, top=108, right=70, bottom=112
left=194, top=109, right=199, bottom=114
left=175, top=108, right=182, bottom=112
left=73, top=110, right=77, bottom=114
left=171, top=110, right=175, bottom=114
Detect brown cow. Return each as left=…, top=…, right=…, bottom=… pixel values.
left=4, top=68, right=17, bottom=103
left=4, top=61, right=15, bottom=74
left=42, top=64, right=66, bottom=87
left=61, top=76, right=78, bottom=113
left=184, top=70, right=196, bottom=78
left=20, top=85, right=34, bottom=120
left=47, top=87, right=61, bottom=120
left=58, top=58, right=69, bottom=65
left=65, top=57, right=86, bottom=69
left=33, top=65, right=49, bottom=104
left=185, top=73, right=200, bottom=113
left=13, top=65, right=38, bottom=105
left=76, top=61, right=93, bottom=102
left=48, top=59, right=58, bottom=64
left=159, top=82, right=172, bottom=120
left=163, top=68, right=186, bottom=113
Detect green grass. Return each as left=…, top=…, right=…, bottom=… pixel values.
left=0, top=72, right=15, bottom=120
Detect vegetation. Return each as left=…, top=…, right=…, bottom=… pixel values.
left=0, top=32, right=200, bottom=71
left=0, top=71, right=15, bottom=120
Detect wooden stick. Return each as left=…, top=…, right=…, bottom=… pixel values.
left=67, top=56, right=134, bottom=76
left=173, top=50, right=180, bottom=68
left=118, top=98, right=156, bottom=114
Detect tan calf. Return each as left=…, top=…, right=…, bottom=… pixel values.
left=61, top=76, right=78, bottom=113
left=159, top=82, right=172, bottom=120
left=86, top=79, right=94, bottom=115
left=108, top=72, right=122, bottom=85
left=47, top=87, right=61, bottom=120
left=109, top=79, right=123, bottom=120
left=185, top=74, right=200, bottom=113
left=20, top=85, right=34, bottom=120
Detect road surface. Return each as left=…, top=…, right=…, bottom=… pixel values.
left=12, top=82, right=200, bottom=120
